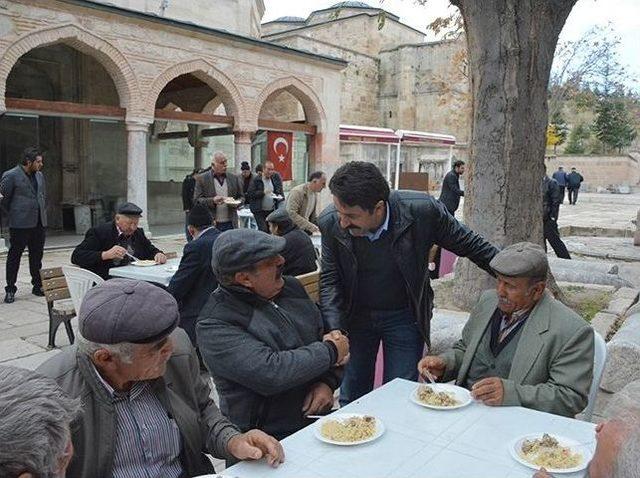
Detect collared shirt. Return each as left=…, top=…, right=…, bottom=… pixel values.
left=362, top=202, right=390, bottom=242
left=213, top=171, right=226, bottom=187
left=91, top=365, right=183, bottom=478
left=194, top=226, right=215, bottom=241
left=498, top=307, right=531, bottom=342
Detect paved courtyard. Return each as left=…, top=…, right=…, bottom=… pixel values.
left=1, top=192, right=640, bottom=370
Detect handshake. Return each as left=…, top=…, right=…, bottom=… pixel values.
left=323, top=330, right=350, bottom=367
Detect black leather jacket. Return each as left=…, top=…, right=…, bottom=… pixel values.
left=543, top=176, right=562, bottom=221
left=318, top=190, right=499, bottom=345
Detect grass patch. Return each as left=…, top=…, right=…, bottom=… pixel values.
left=564, top=289, right=612, bottom=323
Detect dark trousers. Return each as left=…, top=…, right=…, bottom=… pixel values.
left=558, top=186, right=566, bottom=203
left=568, top=188, right=579, bottom=204
left=5, top=226, right=46, bottom=293
left=543, top=218, right=571, bottom=259
left=253, top=210, right=272, bottom=233
left=215, top=221, right=234, bottom=232
left=339, top=308, right=424, bottom=406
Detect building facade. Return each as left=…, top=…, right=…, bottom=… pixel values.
left=0, top=0, right=345, bottom=232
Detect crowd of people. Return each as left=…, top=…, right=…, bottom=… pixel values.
left=0, top=148, right=633, bottom=478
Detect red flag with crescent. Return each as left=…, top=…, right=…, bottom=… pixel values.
left=267, top=131, right=293, bottom=181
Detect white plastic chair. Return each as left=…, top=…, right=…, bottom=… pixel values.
left=62, top=266, right=105, bottom=314
left=582, top=331, right=607, bottom=422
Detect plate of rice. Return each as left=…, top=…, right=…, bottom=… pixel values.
left=314, top=413, right=384, bottom=446
left=410, top=384, right=472, bottom=410
left=131, top=260, right=157, bottom=267
left=510, top=433, right=592, bottom=474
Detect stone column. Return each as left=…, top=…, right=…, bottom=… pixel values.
left=634, top=209, right=640, bottom=246
left=234, top=130, right=254, bottom=172
left=126, top=121, right=151, bottom=233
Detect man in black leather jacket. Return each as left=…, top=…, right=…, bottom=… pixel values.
left=543, top=174, right=571, bottom=259
left=318, top=161, right=499, bottom=405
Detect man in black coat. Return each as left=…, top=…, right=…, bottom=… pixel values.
left=71, top=203, right=166, bottom=280
left=567, top=167, right=584, bottom=205
left=247, top=160, right=284, bottom=233
left=167, top=204, right=221, bottom=345
left=319, top=161, right=499, bottom=405
left=182, top=168, right=199, bottom=242
left=543, top=174, right=571, bottom=259
left=266, top=209, right=317, bottom=277
left=439, top=160, right=465, bottom=214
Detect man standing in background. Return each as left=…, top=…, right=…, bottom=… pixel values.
left=286, top=171, right=326, bottom=234
left=0, top=146, right=47, bottom=304
left=182, top=168, right=200, bottom=242
left=247, top=160, right=284, bottom=233
left=439, top=160, right=465, bottom=215
left=194, top=152, right=244, bottom=231
left=552, top=166, right=568, bottom=203
left=567, top=167, right=584, bottom=205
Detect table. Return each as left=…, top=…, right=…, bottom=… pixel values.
left=109, top=257, right=181, bottom=287
left=224, top=378, right=596, bottom=478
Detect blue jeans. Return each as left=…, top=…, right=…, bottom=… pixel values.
left=339, top=308, right=424, bottom=406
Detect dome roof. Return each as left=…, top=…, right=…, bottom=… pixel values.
left=330, top=1, right=374, bottom=9
left=273, top=16, right=306, bottom=23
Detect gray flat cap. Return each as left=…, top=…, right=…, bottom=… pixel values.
left=266, top=208, right=291, bottom=224
left=79, top=279, right=179, bottom=344
left=490, top=242, right=549, bottom=278
left=211, top=229, right=285, bottom=276
left=117, top=202, right=143, bottom=217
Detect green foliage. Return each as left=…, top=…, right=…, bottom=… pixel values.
left=592, top=99, right=637, bottom=153
left=564, top=123, right=590, bottom=154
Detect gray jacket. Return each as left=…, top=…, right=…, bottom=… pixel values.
left=37, top=328, right=240, bottom=478
left=0, top=165, right=47, bottom=228
left=193, top=171, right=244, bottom=228
left=197, top=277, right=342, bottom=440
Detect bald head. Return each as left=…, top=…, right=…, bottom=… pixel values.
left=212, top=152, right=227, bottom=175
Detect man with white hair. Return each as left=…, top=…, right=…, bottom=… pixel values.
left=38, top=279, right=284, bottom=478
left=534, top=411, right=640, bottom=478
left=194, top=151, right=244, bottom=231
left=0, top=365, right=80, bottom=478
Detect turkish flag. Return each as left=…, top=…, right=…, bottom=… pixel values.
left=267, top=131, right=293, bottom=181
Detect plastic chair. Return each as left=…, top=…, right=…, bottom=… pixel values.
left=62, top=266, right=105, bottom=314
left=582, top=331, right=607, bottom=422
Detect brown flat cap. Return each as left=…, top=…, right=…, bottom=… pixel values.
left=79, top=279, right=179, bottom=344
left=489, top=242, right=549, bottom=278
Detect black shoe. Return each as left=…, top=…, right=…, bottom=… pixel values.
left=32, top=286, right=45, bottom=297
left=4, top=292, right=15, bottom=303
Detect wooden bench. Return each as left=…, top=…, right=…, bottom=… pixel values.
left=296, top=270, right=320, bottom=303
left=40, top=267, right=76, bottom=349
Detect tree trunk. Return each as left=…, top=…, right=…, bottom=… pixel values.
left=450, top=0, right=577, bottom=309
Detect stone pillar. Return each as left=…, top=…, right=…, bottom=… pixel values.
left=126, top=121, right=151, bottom=232
left=234, top=130, right=254, bottom=172
left=634, top=209, right=640, bottom=246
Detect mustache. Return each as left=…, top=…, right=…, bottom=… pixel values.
left=276, top=264, right=284, bottom=279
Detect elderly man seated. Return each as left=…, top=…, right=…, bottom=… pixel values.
left=0, top=365, right=80, bottom=478
left=418, top=242, right=594, bottom=417
left=71, top=202, right=167, bottom=279
left=197, top=229, right=349, bottom=440
left=534, top=410, right=640, bottom=478
left=266, top=208, right=317, bottom=276
left=38, top=279, right=284, bottom=478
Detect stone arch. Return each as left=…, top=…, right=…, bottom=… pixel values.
left=253, top=76, right=327, bottom=133
left=147, top=59, right=246, bottom=128
left=0, top=24, right=140, bottom=116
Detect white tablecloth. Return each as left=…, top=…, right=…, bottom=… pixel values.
left=224, top=378, right=595, bottom=478
left=109, top=257, right=180, bottom=287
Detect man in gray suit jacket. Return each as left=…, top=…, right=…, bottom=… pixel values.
left=0, top=147, right=47, bottom=303
left=418, top=242, right=594, bottom=417
left=193, top=152, right=244, bottom=231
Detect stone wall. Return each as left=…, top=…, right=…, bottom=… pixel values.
left=90, top=0, right=265, bottom=38
left=379, top=38, right=470, bottom=144
left=270, top=35, right=380, bottom=127
left=545, top=155, right=640, bottom=191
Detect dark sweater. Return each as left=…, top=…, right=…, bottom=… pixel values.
left=281, top=223, right=317, bottom=277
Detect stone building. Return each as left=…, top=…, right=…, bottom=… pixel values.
left=262, top=1, right=471, bottom=184
left=0, top=0, right=345, bottom=233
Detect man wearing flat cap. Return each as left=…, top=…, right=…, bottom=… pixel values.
left=37, top=279, right=284, bottom=478
left=266, top=208, right=317, bottom=276
left=71, top=202, right=167, bottom=279
left=418, top=242, right=594, bottom=417
left=197, top=229, right=349, bottom=440
left=168, top=203, right=221, bottom=345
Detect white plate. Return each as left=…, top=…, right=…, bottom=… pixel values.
left=223, top=198, right=242, bottom=206
left=509, top=433, right=593, bottom=474
left=131, top=260, right=157, bottom=267
left=313, top=413, right=384, bottom=446
left=410, top=383, right=472, bottom=410
left=272, top=194, right=284, bottom=200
